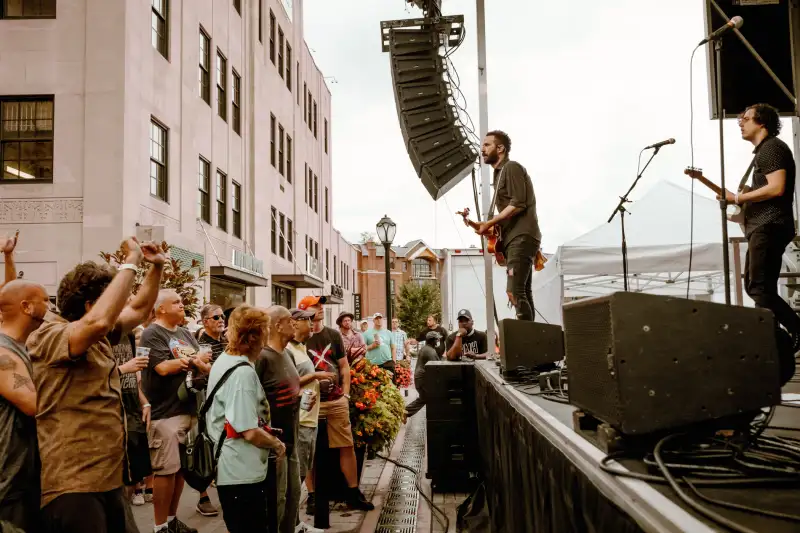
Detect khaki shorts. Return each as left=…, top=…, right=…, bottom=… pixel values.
left=319, top=397, right=354, bottom=448
left=148, top=414, right=192, bottom=476
left=296, top=425, right=317, bottom=478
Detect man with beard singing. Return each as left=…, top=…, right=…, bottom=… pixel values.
left=477, top=130, right=542, bottom=321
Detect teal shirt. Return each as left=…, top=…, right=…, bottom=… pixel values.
left=364, top=328, right=395, bottom=366
left=206, top=353, right=270, bottom=486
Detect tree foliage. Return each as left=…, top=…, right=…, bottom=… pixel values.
left=395, top=281, right=441, bottom=338
left=359, top=231, right=376, bottom=244
left=99, top=241, right=208, bottom=318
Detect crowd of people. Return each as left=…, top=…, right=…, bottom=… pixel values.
left=0, top=232, right=489, bottom=533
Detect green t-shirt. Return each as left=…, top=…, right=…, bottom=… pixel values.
left=364, top=328, right=395, bottom=366
left=206, top=352, right=270, bottom=486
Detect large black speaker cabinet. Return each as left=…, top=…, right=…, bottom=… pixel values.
left=563, top=292, right=781, bottom=435
left=498, top=319, right=564, bottom=372
left=382, top=18, right=477, bottom=200
left=705, top=0, right=798, bottom=117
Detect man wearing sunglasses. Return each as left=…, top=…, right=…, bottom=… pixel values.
left=198, top=304, right=227, bottom=363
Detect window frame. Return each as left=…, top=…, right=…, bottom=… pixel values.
left=325, top=249, right=329, bottom=281
left=258, top=0, right=263, bottom=43
left=324, top=186, right=329, bottom=222
left=269, top=10, right=276, bottom=65
left=199, top=27, right=211, bottom=105
left=198, top=156, right=211, bottom=223
left=277, top=28, right=285, bottom=79
left=279, top=212, right=286, bottom=258
left=313, top=101, right=318, bottom=138
left=313, top=173, right=318, bottom=213
left=271, top=207, right=277, bottom=254
left=151, top=0, right=168, bottom=59
left=0, top=95, right=55, bottom=184
left=287, top=219, right=294, bottom=262
left=286, top=44, right=292, bottom=90
left=216, top=169, right=228, bottom=231
left=1, top=0, right=56, bottom=19
left=270, top=114, right=276, bottom=167
left=232, top=69, right=241, bottom=135
left=216, top=49, right=227, bottom=121
left=149, top=118, right=168, bottom=202
left=324, top=118, right=329, bottom=154
left=286, top=135, right=293, bottom=183
left=278, top=124, right=285, bottom=176
left=232, top=180, right=242, bottom=238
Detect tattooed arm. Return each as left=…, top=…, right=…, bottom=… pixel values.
left=0, top=348, right=36, bottom=416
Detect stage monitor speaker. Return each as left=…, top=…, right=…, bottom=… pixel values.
left=563, top=292, right=781, bottom=435
left=704, top=0, right=797, bottom=117
left=425, top=361, right=476, bottom=421
left=498, top=319, right=565, bottom=372
left=385, top=24, right=478, bottom=200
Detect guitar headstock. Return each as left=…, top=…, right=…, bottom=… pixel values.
left=684, top=166, right=703, bottom=179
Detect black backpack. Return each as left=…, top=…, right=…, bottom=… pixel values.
left=180, top=361, right=250, bottom=492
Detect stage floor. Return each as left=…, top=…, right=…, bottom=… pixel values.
left=476, top=360, right=800, bottom=533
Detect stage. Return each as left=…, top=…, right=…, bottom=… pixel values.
left=474, top=360, right=800, bottom=533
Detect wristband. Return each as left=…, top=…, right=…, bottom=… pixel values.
left=142, top=403, right=151, bottom=409
left=734, top=193, right=739, bottom=205
left=118, top=263, right=138, bottom=272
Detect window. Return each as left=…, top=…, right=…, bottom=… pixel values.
left=0, top=97, right=54, bottom=182
left=324, top=187, right=329, bottom=222
left=271, top=207, right=277, bottom=254
left=303, top=83, right=307, bottom=121
left=216, top=50, right=227, bottom=121
left=199, top=28, right=211, bottom=104
left=258, top=0, right=262, bottom=42
left=269, top=10, right=276, bottom=64
left=412, top=259, right=432, bottom=278
left=233, top=0, right=240, bottom=15
left=325, top=250, right=329, bottom=280
left=296, top=63, right=301, bottom=105
left=307, top=93, right=312, bottom=129
left=286, top=136, right=292, bottom=183
left=304, top=163, right=308, bottom=203
left=216, top=170, right=227, bottom=230
left=324, top=119, right=329, bottom=154
left=313, top=101, right=318, bottom=138
left=232, top=181, right=241, bottom=238
left=334, top=255, right=337, bottom=284
left=2, top=0, right=55, bottom=18
left=278, top=29, right=284, bottom=79
left=307, top=166, right=313, bottom=207
left=278, top=124, right=284, bottom=175
left=232, top=70, right=241, bottom=135
left=287, top=219, right=293, bottom=262
left=313, top=174, right=318, bottom=213
left=314, top=241, right=319, bottom=261
left=149, top=119, right=168, bottom=200
left=151, top=0, right=168, bottom=58
left=286, top=45, right=292, bottom=91
left=197, top=157, right=210, bottom=223
left=279, top=213, right=286, bottom=258
left=270, top=114, right=276, bottom=167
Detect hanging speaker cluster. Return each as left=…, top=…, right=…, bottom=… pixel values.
left=381, top=16, right=477, bottom=201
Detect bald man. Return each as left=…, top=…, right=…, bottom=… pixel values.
left=0, top=279, right=49, bottom=530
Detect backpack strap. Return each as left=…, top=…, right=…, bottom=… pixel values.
left=197, top=361, right=251, bottom=435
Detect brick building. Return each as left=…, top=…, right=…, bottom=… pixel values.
left=355, top=239, right=443, bottom=320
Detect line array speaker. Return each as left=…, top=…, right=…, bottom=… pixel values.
left=382, top=18, right=477, bottom=200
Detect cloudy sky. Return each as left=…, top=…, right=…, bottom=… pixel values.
left=304, top=0, right=795, bottom=253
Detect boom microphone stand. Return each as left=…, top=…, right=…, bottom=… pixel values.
left=608, top=146, right=664, bottom=292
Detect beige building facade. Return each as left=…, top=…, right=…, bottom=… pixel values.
left=0, top=0, right=357, bottom=323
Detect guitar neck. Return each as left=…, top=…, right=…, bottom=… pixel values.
left=695, top=176, right=723, bottom=196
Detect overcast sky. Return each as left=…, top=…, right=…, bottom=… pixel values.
left=304, top=0, right=795, bottom=253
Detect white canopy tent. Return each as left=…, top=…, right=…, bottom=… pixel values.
left=532, top=180, right=748, bottom=325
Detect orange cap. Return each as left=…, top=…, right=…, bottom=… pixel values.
left=297, top=295, right=327, bottom=310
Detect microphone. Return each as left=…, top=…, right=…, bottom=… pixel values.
left=644, top=138, right=675, bottom=150
left=699, top=16, right=743, bottom=46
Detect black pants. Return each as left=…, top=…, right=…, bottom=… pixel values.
left=405, top=386, right=427, bottom=417
left=41, top=487, right=127, bottom=533
left=218, top=479, right=271, bottom=533
left=504, top=235, right=539, bottom=321
left=0, top=492, right=40, bottom=533
left=745, top=224, right=800, bottom=337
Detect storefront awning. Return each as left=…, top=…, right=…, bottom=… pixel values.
left=271, top=274, right=324, bottom=289
left=210, top=266, right=269, bottom=287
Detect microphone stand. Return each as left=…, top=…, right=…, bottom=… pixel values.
left=608, top=146, right=664, bottom=292
left=714, top=38, right=732, bottom=305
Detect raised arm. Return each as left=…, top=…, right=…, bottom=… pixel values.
left=68, top=238, right=143, bottom=357
left=0, top=348, right=36, bottom=416
left=1, top=231, right=19, bottom=290
left=116, top=242, right=166, bottom=335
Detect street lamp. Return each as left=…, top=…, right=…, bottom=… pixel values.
left=376, top=215, right=397, bottom=325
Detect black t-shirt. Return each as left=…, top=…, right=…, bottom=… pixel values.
left=305, top=326, right=346, bottom=402
left=140, top=324, right=200, bottom=420
left=745, top=136, right=796, bottom=236
left=414, top=345, right=440, bottom=390
left=255, top=347, right=300, bottom=450
left=416, top=326, right=448, bottom=357
left=198, top=332, right=226, bottom=363
left=445, top=329, right=488, bottom=359
left=493, top=159, right=542, bottom=245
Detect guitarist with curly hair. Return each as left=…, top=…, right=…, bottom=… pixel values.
left=477, top=130, right=542, bottom=321
left=687, top=103, right=800, bottom=350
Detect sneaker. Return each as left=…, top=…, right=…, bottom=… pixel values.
left=347, top=488, right=375, bottom=511
left=195, top=498, right=219, bottom=517
left=295, top=523, right=325, bottom=533
left=131, top=493, right=145, bottom=506
left=168, top=518, right=198, bottom=533
left=306, top=493, right=315, bottom=515
left=144, top=492, right=153, bottom=503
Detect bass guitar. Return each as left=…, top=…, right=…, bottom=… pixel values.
left=456, top=208, right=549, bottom=271
left=684, top=166, right=749, bottom=232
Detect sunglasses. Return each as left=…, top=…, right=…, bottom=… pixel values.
left=204, top=314, right=224, bottom=321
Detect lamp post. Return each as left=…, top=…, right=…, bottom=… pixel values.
left=376, top=215, right=397, bottom=325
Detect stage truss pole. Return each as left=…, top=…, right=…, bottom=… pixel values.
left=476, top=0, right=495, bottom=349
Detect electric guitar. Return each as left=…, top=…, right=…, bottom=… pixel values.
left=684, top=166, right=749, bottom=232
left=457, top=208, right=549, bottom=271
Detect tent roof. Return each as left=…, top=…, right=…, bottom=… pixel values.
left=558, top=180, right=743, bottom=276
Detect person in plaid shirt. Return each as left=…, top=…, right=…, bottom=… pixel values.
left=391, top=318, right=409, bottom=361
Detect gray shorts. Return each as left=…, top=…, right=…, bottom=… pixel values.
left=297, top=425, right=317, bottom=478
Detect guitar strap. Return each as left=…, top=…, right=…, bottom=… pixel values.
left=737, top=157, right=756, bottom=192
left=487, top=163, right=506, bottom=219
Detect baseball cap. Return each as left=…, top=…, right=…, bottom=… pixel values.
left=290, top=308, right=316, bottom=320
left=298, top=295, right=327, bottom=310
left=457, top=309, right=473, bottom=320
left=373, top=312, right=383, bottom=319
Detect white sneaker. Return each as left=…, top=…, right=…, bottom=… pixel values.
left=131, top=493, right=145, bottom=506
left=295, top=523, right=325, bottom=533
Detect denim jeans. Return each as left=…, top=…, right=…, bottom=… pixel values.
left=504, top=235, right=539, bottom=321
left=275, top=447, right=301, bottom=533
